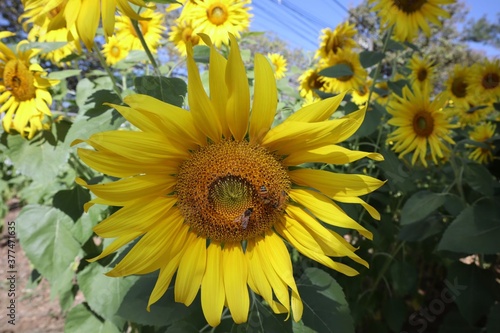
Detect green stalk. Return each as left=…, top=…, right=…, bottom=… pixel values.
left=131, top=19, right=161, bottom=76
left=93, top=46, right=123, bottom=101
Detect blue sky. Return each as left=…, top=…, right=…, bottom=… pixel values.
left=250, top=0, right=500, bottom=57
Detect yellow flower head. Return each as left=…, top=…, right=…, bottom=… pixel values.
left=370, top=0, right=455, bottom=42
left=387, top=85, right=455, bottom=167
left=102, top=35, right=130, bottom=65
left=267, top=53, right=288, bottom=80
left=74, top=35, right=384, bottom=327
left=324, top=48, right=367, bottom=93
left=115, top=8, right=166, bottom=53
left=169, top=19, right=204, bottom=56
left=351, top=79, right=372, bottom=106
left=182, top=0, right=252, bottom=48
left=315, top=21, right=357, bottom=59
left=0, top=34, right=59, bottom=139
left=467, top=122, right=497, bottom=164
left=468, top=59, right=500, bottom=103
left=27, top=16, right=79, bottom=66
left=442, top=64, right=475, bottom=110
left=298, top=67, right=334, bottom=98
left=408, top=53, right=435, bottom=94
left=20, top=0, right=152, bottom=49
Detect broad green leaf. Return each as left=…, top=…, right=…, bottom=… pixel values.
left=350, top=102, right=383, bottom=138
left=443, top=194, right=466, bottom=216
left=377, top=147, right=417, bottom=193
left=134, top=76, right=187, bottom=108
left=439, top=309, right=482, bottom=333
left=446, top=262, right=495, bottom=326
left=387, top=79, right=409, bottom=97
left=17, top=205, right=81, bottom=284
left=438, top=198, right=500, bottom=254
left=318, top=64, right=354, bottom=78
left=6, top=135, right=69, bottom=184
left=229, top=298, right=292, bottom=333
left=65, top=304, right=121, bottom=333
left=389, top=261, right=417, bottom=295
left=193, top=45, right=211, bottom=64
left=359, top=51, right=385, bottom=68
left=297, top=268, right=354, bottom=333
left=398, top=215, right=444, bottom=242
left=463, top=162, right=494, bottom=196
left=53, top=185, right=90, bottom=222
left=400, top=190, right=447, bottom=225
left=382, top=298, right=407, bottom=332
left=292, top=321, right=317, bottom=333
left=116, top=273, right=205, bottom=327
left=48, top=69, right=81, bottom=80
left=386, top=39, right=405, bottom=51
left=77, top=263, right=137, bottom=322
left=75, top=77, right=121, bottom=115
left=22, top=41, right=67, bottom=53
left=73, top=204, right=107, bottom=245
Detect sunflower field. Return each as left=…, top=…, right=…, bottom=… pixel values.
left=0, top=0, right=499, bottom=332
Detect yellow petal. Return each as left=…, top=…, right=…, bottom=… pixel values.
left=201, top=242, right=225, bottom=327
left=88, top=231, right=143, bottom=262
left=93, top=196, right=177, bottom=237
left=175, top=235, right=207, bottom=306
left=249, top=53, right=277, bottom=145
left=226, top=34, right=250, bottom=141
left=76, top=175, right=176, bottom=204
left=283, top=144, right=384, bottom=166
left=186, top=43, right=222, bottom=142
left=333, top=195, right=381, bottom=220
left=77, top=0, right=99, bottom=49
left=222, top=242, right=249, bottom=323
left=101, top=0, right=115, bottom=38
left=289, top=168, right=385, bottom=198
left=276, top=217, right=359, bottom=276
left=147, top=252, right=182, bottom=311
left=287, top=91, right=347, bottom=122
left=289, top=189, right=373, bottom=239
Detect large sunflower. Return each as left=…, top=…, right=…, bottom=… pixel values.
left=468, top=59, right=500, bottom=103
left=182, top=0, right=252, bottom=48
left=387, top=85, right=455, bottom=166
left=115, top=8, right=165, bottom=53
left=20, top=0, right=151, bottom=49
left=408, top=54, right=434, bottom=94
left=298, top=67, right=335, bottom=98
left=0, top=33, right=59, bottom=139
left=370, top=0, right=454, bottom=42
left=315, top=21, right=357, bottom=60
left=74, top=36, right=384, bottom=326
left=325, top=48, right=367, bottom=93
left=441, top=64, right=475, bottom=110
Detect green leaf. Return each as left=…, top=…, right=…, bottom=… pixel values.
left=148, top=0, right=180, bottom=4
left=438, top=198, right=500, bottom=254
left=446, top=261, right=495, bottom=326
left=75, top=77, right=121, bottom=115
left=389, top=261, right=417, bottom=295
left=193, top=45, right=211, bottom=63
left=382, top=298, right=407, bottom=332
left=230, top=298, right=292, bottom=333
left=463, top=162, right=494, bottom=196
left=116, top=273, right=205, bottom=327
left=359, top=51, right=385, bottom=68
left=387, top=79, right=409, bottom=97
left=65, top=304, right=121, bottom=333
left=377, top=147, right=417, bottom=193
left=398, top=215, right=444, bottom=242
left=6, top=135, right=69, bottom=184
left=53, top=185, right=90, bottom=222
left=22, top=41, right=67, bottom=53
left=297, top=268, right=354, bottom=333
left=386, top=39, right=405, bottom=51
left=318, top=64, right=354, bottom=78
left=47, top=69, right=81, bottom=80
left=439, top=309, right=482, bottom=333
left=400, top=190, right=447, bottom=225
left=17, top=205, right=81, bottom=283
left=73, top=205, right=107, bottom=245
left=350, top=102, right=383, bottom=138
left=134, top=76, right=187, bottom=108
left=77, top=263, right=138, bottom=322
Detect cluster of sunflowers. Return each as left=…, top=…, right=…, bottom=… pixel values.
left=0, top=0, right=499, bottom=331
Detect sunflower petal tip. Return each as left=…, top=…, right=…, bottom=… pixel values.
left=70, top=139, right=85, bottom=147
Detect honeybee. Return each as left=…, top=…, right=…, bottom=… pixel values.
left=234, top=208, right=253, bottom=229
left=273, top=190, right=287, bottom=209
left=259, top=185, right=270, bottom=204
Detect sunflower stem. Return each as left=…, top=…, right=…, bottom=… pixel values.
left=93, top=46, right=123, bottom=101
left=366, top=25, right=394, bottom=107
left=131, top=19, right=162, bottom=77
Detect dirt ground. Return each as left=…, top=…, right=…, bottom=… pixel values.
left=0, top=200, right=65, bottom=333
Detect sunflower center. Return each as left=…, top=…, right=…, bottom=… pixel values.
left=417, top=68, right=428, bottom=82
left=3, top=60, right=36, bottom=101
left=182, top=27, right=200, bottom=45
left=176, top=140, right=291, bottom=243
left=326, top=35, right=342, bottom=54
left=451, top=77, right=467, bottom=98
left=393, top=0, right=427, bottom=13
left=111, top=45, right=121, bottom=58
left=482, top=72, right=499, bottom=90
left=309, top=72, right=324, bottom=90
left=207, top=4, right=228, bottom=26
left=412, top=111, right=434, bottom=137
